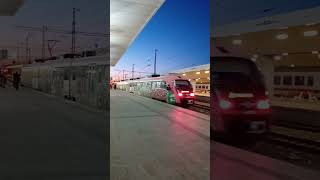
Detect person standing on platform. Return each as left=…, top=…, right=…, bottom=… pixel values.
left=13, top=72, right=21, bottom=90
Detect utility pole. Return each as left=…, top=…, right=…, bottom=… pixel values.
left=41, top=25, right=47, bottom=59
left=71, top=8, right=80, bottom=54
left=122, top=70, right=125, bottom=81
left=132, top=64, right=135, bottom=79
left=68, top=7, right=79, bottom=100
left=154, top=49, right=158, bottom=75
left=25, top=33, right=29, bottom=63
left=16, top=42, right=20, bottom=63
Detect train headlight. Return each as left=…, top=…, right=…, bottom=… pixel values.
left=178, top=93, right=183, bottom=97
left=257, top=100, right=270, bottom=109
left=190, top=93, right=195, bottom=97
left=219, top=100, right=232, bottom=109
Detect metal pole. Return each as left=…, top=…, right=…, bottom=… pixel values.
left=42, top=25, right=47, bottom=59
left=154, top=49, right=158, bottom=75
left=132, top=64, right=135, bottom=79
left=25, top=33, right=29, bottom=63
left=72, top=8, right=75, bottom=54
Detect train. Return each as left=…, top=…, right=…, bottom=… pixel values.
left=211, top=56, right=271, bottom=135
left=116, top=74, right=195, bottom=106
left=273, top=66, right=320, bottom=101
left=195, top=83, right=210, bottom=95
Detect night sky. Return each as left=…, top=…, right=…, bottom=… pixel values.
left=0, top=0, right=107, bottom=59
left=112, top=0, right=210, bottom=78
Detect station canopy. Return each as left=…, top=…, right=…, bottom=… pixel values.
left=212, top=6, right=320, bottom=67
left=0, top=0, right=24, bottom=16
left=110, top=0, right=165, bottom=66
left=170, top=64, right=210, bottom=84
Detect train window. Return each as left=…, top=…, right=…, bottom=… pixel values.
left=152, top=81, right=157, bottom=89
left=307, top=76, right=314, bottom=86
left=160, top=81, right=166, bottom=89
left=294, top=76, right=304, bottom=86
left=274, top=76, right=281, bottom=85
left=283, top=76, right=292, bottom=85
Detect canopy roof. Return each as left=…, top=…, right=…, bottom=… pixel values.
left=0, top=0, right=24, bottom=16
left=110, top=0, right=165, bottom=66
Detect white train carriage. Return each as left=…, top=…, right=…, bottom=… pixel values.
left=273, top=67, right=320, bottom=100
left=195, top=83, right=210, bottom=94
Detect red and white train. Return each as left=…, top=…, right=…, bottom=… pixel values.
left=116, top=74, right=195, bottom=106
left=211, top=56, right=272, bottom=135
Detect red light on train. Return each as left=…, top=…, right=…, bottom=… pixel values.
left=190, top=93, right=195, bottom=96
left=178, top=93, right=183, bottom=97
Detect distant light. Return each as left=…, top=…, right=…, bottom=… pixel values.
left=232, top=39, right=242, bottom=45
left=188, top=79, right=191, bottom=81
left=274, top=55, right=282, bottom=61
left=253, top=54, right=259, bottom=58
left=303, top=30, right=318, bottom=37
left=182, top=73, right=186, bottom=76
left=198, top=78, right=201, bottom=80
left=306, top=22, right=317, bottom=26
left=312, top=51, right=319, bottom=54
left=205, top=70, right=209, bottom=74
left=276, top=33, right=288, bottom=40
left=282, top=52, right=289, bottom=56
left=196, top=72, right=200, bottom=75
left=290, top=64, right=295, bottom=67
left=196, top=79, right=199, bottom=81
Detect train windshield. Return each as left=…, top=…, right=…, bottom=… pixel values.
left=212, top=57, right=265, bottom=90
left=175, top=80, right=192, bottom=89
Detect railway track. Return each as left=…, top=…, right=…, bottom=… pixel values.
left=263, top=132, right=320, bottom=154
left=187, top=101, right=210, bottom=115
left=273, top=120, right=320, bottom=133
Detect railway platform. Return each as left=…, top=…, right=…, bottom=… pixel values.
left=110, top=90, right=210, bottom=180
left=0, top=86, right=107, bottom=179
left=111, top=90, right=320, bottom=180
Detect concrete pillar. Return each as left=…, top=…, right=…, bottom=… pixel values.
left=255, top=57, right=274, bottom=99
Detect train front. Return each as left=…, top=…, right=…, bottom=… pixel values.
left=172, top=79, right=195, bottom=106
left=211, top=71, right=271, bottom=134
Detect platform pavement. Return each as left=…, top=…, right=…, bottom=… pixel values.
left=110, top=90, right=210, bottom=180
left=111, top=90, right=320, bottom=180
left=0, top=87, right=107, bottom=179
